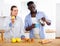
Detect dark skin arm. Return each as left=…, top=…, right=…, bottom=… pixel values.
left=41, top=17, right=51, bottom=26
left=26, top=17, right=51, bottom=31
left=40, top=23, right=45, bottom=26
left=25, top=24, right=35, bottom=31
left=26, top=13, right=36, bottom=31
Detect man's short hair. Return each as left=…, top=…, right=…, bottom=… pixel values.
left=11, top=5, right=17, bottom=11
left=27, top=1, right=34, bottom=6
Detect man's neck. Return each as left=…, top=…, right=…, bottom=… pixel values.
left=31, top=10, right=37, bottom=17
left=31, top=10, right=37, bottom=14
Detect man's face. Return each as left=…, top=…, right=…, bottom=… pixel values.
left=28, top=4, right=36, bottom=12
left=11, top=7, right=18, bottom=16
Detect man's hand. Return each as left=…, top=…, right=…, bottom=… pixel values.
left=40, top=17, right=46, bottom=26
left=46, top=21, right=51, bottom=25
left=41, top=17, right=46, bottom=22
left=26, top=24, right=35, bottom=31
left=41, top=17, right=51, bottom=26
left=41, top=23, right=45, bottom=26
left=31, top=24, right=35, bottom=28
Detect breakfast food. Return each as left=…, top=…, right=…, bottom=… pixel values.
left=11, top=38, right=16, bottom=43
left=16, top=38, right=21, bottom=42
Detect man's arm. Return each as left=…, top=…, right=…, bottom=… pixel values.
left=3, top=16, right=11, bottom=32
left=25, top=17, right=35, bottom=31
left=41, top=17, right=51, bottom=25
left=25, top=24, right=35, bottom=31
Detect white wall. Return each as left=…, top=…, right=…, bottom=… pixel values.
left=56, top=0, right=60, bottom=37
left=56, top=3, right=60, bottom=37
left=0, top=0, right=3, bottom=16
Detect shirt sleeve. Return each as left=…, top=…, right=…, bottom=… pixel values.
left=3, top=16, right=11, bottom=32
left=24, top=16, right=29, bottom=29
left=42, top=12, right=50, bottom=20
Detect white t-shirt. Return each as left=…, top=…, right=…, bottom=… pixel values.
left=31, top=17, right=40, bottom=38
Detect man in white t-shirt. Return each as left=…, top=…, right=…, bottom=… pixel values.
left=25, top=1, right=51, bottom=40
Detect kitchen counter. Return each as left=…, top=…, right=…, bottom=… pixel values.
left=0, top=39, right=60, bottom=46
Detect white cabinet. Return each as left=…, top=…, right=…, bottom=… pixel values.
left=56, top=3, right=60, bottom=37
